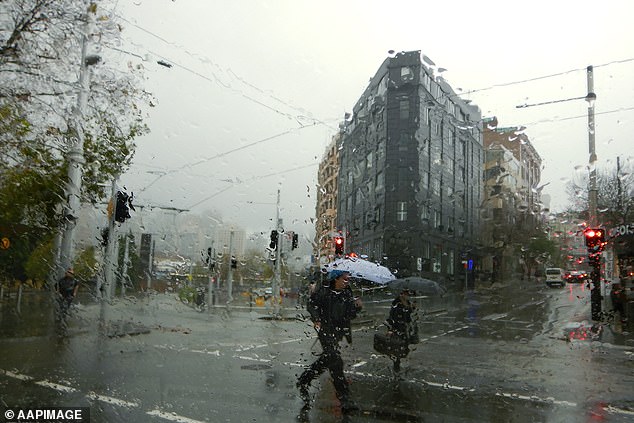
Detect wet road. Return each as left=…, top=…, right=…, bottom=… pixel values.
left=1, top=281, right=633, bottom=422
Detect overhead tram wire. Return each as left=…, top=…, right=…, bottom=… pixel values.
left=113, top=13, right=336, bottom=131
left=520, top=106, right=634, bottom=127
left=133, top=123, right=325, bottom=194
left=187, top=162, right=318, bottom=210
left=438, top=56, right=634, bottom=102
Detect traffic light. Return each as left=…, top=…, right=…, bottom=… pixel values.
left=114, top=191, right=135, bottom=223
left=269, top=230, right=278, bottom=250
left=292, top=233, right=298, bottom=250
left=584, top=228, right=605, bottom=250
left=334, top=236, right=344, bottom=255
left=231, top=256, right=237, bottom=269
left=100, top=227, right=109, bottom=247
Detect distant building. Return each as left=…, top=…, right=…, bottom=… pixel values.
left=336, top=51, right=483, bottom=281
left=214, top=227, right=246, bottom=258
left=314, top=132, right=341, bottom=265
left=481, top=117, right=544, bottom=279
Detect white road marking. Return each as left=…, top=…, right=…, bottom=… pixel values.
left=35, top=380, right=77, bottom=393
left=1, top=368, right=206, bottom=422
left=1, top=369, right=33, bottom=381
left=604, top=405, right=634, bottom=416
left=146, top=409, right=207, bottom=423
left=86, top=391, right=139, bottom=408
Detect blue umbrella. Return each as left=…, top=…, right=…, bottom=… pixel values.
left=387, top=277, right=446, bottom=296
left=322, top=257, right=396, bottom=284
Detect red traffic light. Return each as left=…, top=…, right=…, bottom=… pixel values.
left=584, top=228, right=605, bottom=250
left=334, top=236, right=344, bottom=255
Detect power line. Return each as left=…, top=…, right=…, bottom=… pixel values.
left=113, top=13, right=334, bottom=130
left=135, top=124, right=324, bottom=193
left=520, top=106, right=634, bottom=127
left=187, top=162, right=317, bottom=210
left=455, top=57, right=634, bottom=98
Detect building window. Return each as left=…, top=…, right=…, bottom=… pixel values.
left=397, top=202, right=407, bottom=222
left=432, top=177, right=440, bottom=196
left=421, top=206, right=430, bottom=223
left=399, top=98, right=410, bottom=120
left=377, top=139, right=385, bottom=162
left=432, top=244, right=442, bottom=273
left=421, top=172, right=429, bottom=191
left=376, top=171, right=384, bottom=191
left=400, top=66, right=413, bottom=81
left=448, top=250, right=455, bottom=276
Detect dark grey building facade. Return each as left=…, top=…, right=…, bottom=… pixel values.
left=336, top=51, right=483, bottom=282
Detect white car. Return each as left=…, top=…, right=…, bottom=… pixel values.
left=545, top=268, right=565, bottom=287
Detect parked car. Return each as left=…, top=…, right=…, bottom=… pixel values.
left=545, top=268, right=565, bottom=288
left=565, top=270, right=588, bottom=283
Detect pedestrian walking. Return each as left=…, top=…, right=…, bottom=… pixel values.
left=297, top=269, right=362, bottom=412
left=611, top=280, right=626, bottom=324
left=55, top=268, right=78, bottom=319
left=385, top=289, right=417, bottom=372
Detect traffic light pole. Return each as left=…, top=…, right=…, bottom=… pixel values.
left=272, top=190, right=282, bottom=316
left=585, top=228, right=604, bottom=320
left=101, top=175, right=119, bottom=300
left=207, top=243, right=214, bottom=313
left=226, top=229, right=234, bottom=308
left=589, top=250, right=602, bottom=320
left=57, top=2, right=96, bottom=279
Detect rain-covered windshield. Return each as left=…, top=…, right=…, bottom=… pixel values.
left=1, top=1, right=634, bottom=422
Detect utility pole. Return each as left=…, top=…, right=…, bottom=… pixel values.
left=120, top=231, right=131, bottom=297
left=516, top=65, right=602, bottom=319
left=100, top=176, right=119, bottom=300
left=586, top=65, right=602, bottom=320
left=587, top=65, right=598, bottom=226
left=57, top=1, right=98, bottom=279
left=226, top=228, right=234, bottom=308
left=272, top=189, right=282, bottom=316
left=207, top=242, right=215, bottom=313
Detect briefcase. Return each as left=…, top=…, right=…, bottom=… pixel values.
left=373, top=332, right=409, bottom=358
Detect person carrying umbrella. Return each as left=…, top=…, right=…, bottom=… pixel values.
left=297, top=269, right=363, bottom=413
left=385, top=289, right=417, bottom=372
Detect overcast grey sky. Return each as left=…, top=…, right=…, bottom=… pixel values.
left=112, top=0, right=634, bottom=236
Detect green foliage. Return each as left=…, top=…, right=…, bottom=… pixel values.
left=517, top=232, right=562, bottom=269
left=24, top=237, right=55, bottom=283
left=74, top=246, right=98, bottom=283
left=0, top=224, right=48, bottom=282
left=178, top=286, right=196, bottom=304
left=0, top=1, right=152, bottom=282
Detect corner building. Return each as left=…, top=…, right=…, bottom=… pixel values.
left=336, top=51, right=483, bottom=282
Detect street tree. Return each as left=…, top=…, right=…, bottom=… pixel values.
left=1, top=0, right=151, bottom=216
left=0, top=0, right=152, bottom=279
left=566, top=161, right=634, bottom=226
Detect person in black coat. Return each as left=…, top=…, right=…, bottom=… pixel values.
left=297, top=269, right=362, bottom=412
left=385, top=289, right=416, bottom=372
left=55, top=268, right=79, bottom=318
